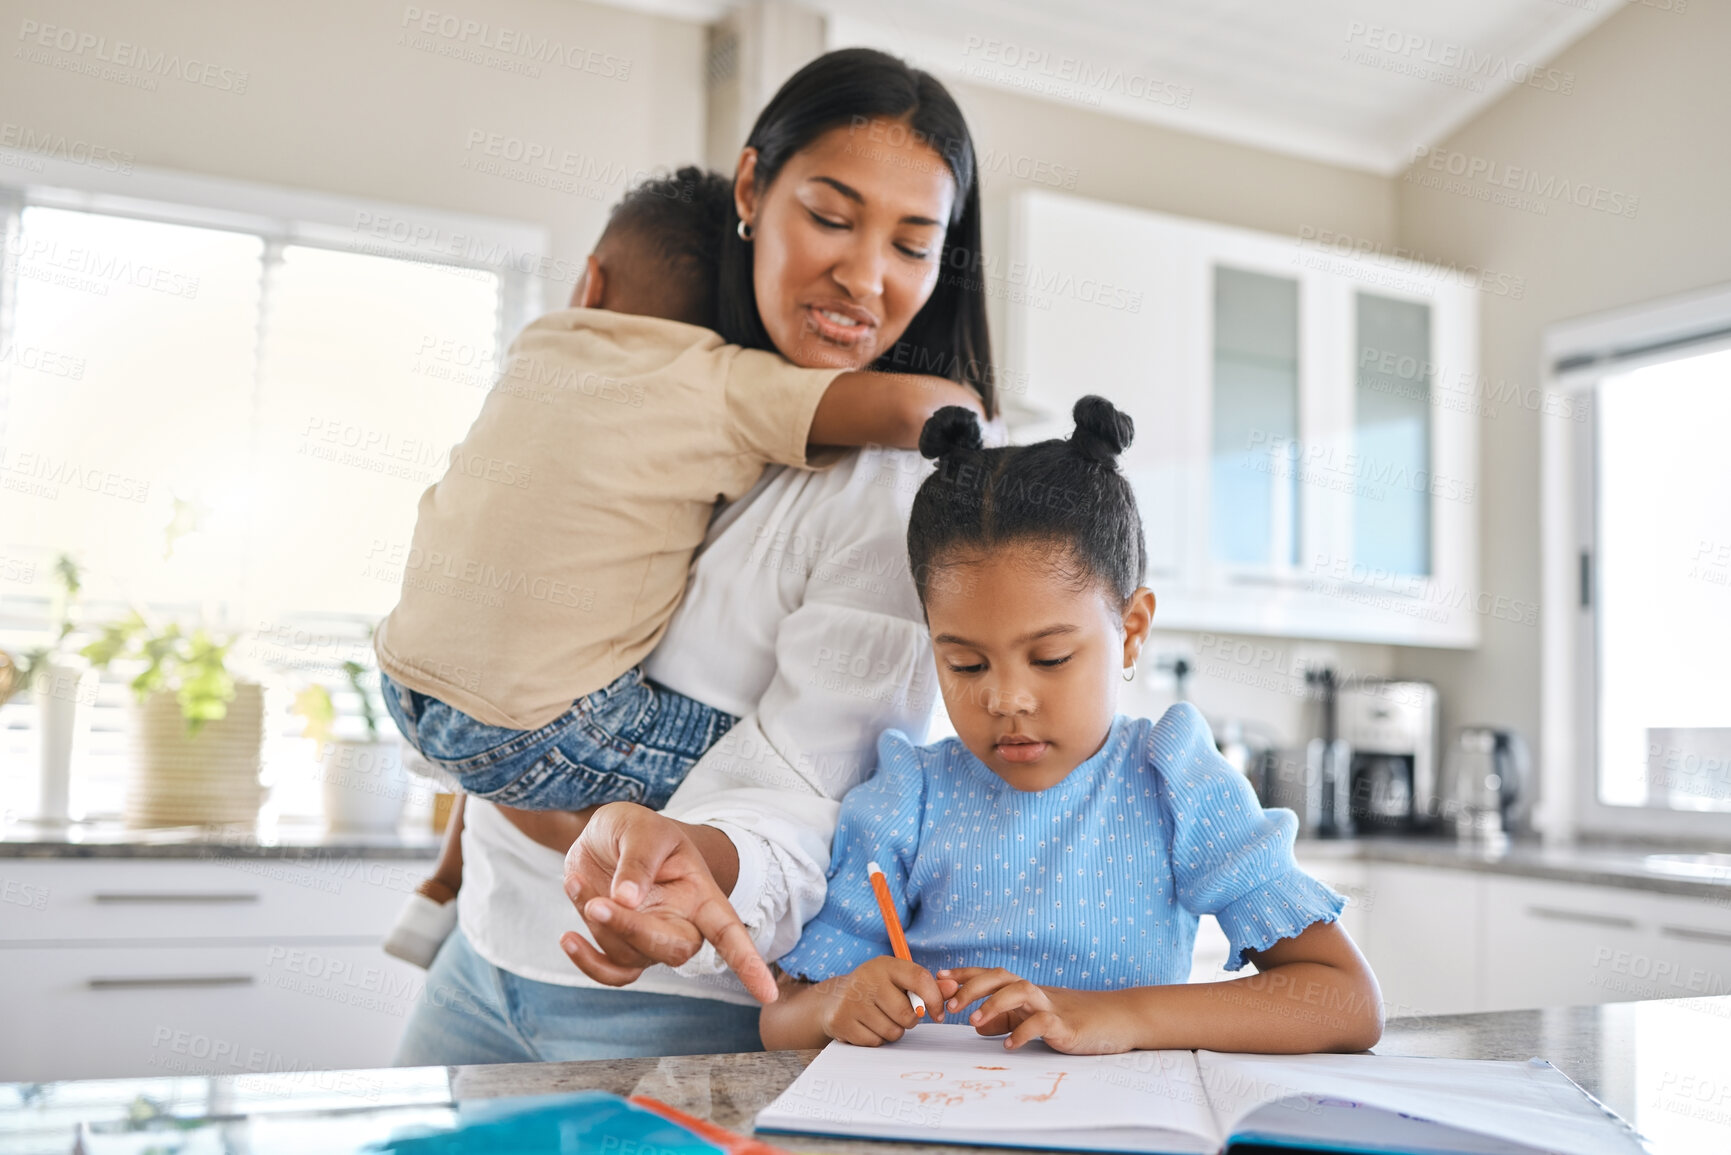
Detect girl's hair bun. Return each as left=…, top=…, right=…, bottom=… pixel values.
left=1070, top=395, right=1134, bottom=465
left=919, top=405, right=985, bottom=460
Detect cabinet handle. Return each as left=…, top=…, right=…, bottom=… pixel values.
left=87, top=975, right=256, bottom=990
left=93, top=892, right=261, bottom=904
left=1526, top=906, right=1637, bottom=929
left=1660, top=925, right=1731, bottom=947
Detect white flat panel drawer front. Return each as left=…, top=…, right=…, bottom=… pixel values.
left=0, top=858, right=430, bottom=943
left=1359, top=864, right=1482, bottom=1017
left=0, top=942, right=424, bottom=1082
left=1479, top=877, right=1731, bottom=1013
left=1296, top=857, right=1372, bottom=944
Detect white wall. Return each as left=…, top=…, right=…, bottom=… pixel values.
left=0, top=0, right=707, bottom=299
left=1388, top=1, right=1731, bottom=792
left=0, top=0, right=1403, bottom=751
left=941, top=78, right=1404, bottom=745
left=16, top=1, right=1717, bottom=770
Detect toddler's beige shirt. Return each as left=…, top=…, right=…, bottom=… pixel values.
left=374, top=308, right=841, bottom=731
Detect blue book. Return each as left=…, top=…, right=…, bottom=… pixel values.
left=753, top=1023, right=1648, bottom=1155
left=75, top=1089, right=766, bottom=1155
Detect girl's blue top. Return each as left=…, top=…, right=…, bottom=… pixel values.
left=778, top=703, right=1344, bottom=991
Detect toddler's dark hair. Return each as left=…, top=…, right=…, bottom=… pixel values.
left=907, top=396, right=1147, bottom=611
left=601, top=165, right=733, bottom=329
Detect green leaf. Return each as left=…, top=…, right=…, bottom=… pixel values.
left=291, top=684, right=336, bottom=744
left=81, top=613, right=148, bottom=669
left=53, top=554, right=82, bottom=599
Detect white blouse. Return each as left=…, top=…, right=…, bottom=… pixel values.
left=457, top=445, right=941, bottom=1004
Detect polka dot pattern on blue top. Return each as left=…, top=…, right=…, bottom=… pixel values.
left=777, top=702, right=1345, bottom=998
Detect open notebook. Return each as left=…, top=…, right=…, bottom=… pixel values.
left=754, top=1024, right=1648, bottom=1155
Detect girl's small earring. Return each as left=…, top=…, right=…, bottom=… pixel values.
left=736, top=219, right=754, bottom=241
left=1122, top=665, right=1136, bottom=683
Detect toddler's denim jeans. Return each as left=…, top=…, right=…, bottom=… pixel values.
left=380, top=667, right=736, bottom=810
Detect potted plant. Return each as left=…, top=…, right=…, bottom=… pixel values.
left=291, top=658, right=414, bottom=832
left=81, top=612, right=263, bottom=828
left=17, top=556, right=95, bottom=826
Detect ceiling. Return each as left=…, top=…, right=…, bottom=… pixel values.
left=593, top=0, right=1621, bottom=175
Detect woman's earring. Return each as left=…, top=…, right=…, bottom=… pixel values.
left=736, top=219, right=754, bottom=241
left=1122, top=665, right=1136, bottom=683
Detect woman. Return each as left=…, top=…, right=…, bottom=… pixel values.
left=394, top=47, right=997, bottom=1062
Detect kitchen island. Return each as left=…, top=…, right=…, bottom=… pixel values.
left=4, top=995, right=1728, bottom=1153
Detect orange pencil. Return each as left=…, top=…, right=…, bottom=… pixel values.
left=866, top=860, right=927, bottom=1017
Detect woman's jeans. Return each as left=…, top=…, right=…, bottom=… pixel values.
left=380, top=668, right=736, bottom=810
left=394, top=928, right=765, bottom=1064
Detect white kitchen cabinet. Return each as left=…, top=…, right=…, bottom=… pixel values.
left=1007, top=190, right=1480, bottom=647
left=0, top=857, right=429, bottom=1082
left=1295, top=855, right=1372, bottom=946
left=1357, top=864, right=1482, bottom=1017
left=1478, top=877, right=1731, bottom=1013
left=1194, top=853, right=1731, bottom=1018
left=1186, top=858, right=1371, bottom=983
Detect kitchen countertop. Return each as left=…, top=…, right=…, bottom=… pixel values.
left=0, top=818, right=440, bottom=860
left=3, top=996, right=1728, bottom=1153
left=1296, top=832, right=1731, bottom=899
left=6, top=817, right=1727, bottom=903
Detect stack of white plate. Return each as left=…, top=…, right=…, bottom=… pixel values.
left=124, top=683, right=265, bottom=828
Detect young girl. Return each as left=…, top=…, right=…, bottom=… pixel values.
left=760, top=397, right=1383, bottom=1056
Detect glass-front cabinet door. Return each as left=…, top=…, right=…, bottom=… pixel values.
left=1211, top=266, right=1301, bottom=572
left=1353, top=291, right=1434, bottom=578
left=1008, top=189, right=1479, bottom=647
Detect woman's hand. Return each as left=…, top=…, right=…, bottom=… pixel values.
left=559, top=802, right=778, bottom=1003
left=761, top=958, right=946, bottom=1050
left=941, top=967, right=1140, bottom=1055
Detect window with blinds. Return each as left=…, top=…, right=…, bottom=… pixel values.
left=0, top=203, right=508, bottom=821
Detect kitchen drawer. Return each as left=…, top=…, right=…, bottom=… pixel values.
left=1479, top=877, right=1731, bottom=1012
left=0, top=941, right=425, bottom=1082
left=0, top=857, right=431, bottom=943
left=1358, top=864, right=1482, bottom=1017
left=1189, top=915, right=1232, bottom=981
left=1295, top=856, right=1371, bottom=945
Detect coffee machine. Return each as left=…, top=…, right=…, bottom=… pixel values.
left=1336, top=681, right=1440, bottom=832
left=1265, top=668, right=1355, bottom=838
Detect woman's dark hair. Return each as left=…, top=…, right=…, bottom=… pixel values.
left=908, top=396, right=1147, bottom=611
left=718, top=47, right=997, bottom=417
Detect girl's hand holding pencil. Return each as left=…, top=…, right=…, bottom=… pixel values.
left=804, top=955, right=948, bottom=1047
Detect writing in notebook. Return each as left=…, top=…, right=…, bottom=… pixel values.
left=754, top=1024, right=1648, bottom=1155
